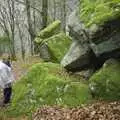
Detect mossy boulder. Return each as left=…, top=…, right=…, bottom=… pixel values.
left=35, top=20, right=72, bottom=63
left=7, top=63, right=91, bottom=117
left=35, top=20, right=61, bottom=44
left=62, top=0, right=120, bottom=71
left=46, top=33, right=72, bottom=62
left=89, top=60, right=120, bottom=100
left=79, top=0, right=120, bottom=27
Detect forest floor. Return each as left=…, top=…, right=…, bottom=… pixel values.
left=12, top=56, right=42, bottom=81
left=33, top=101, right=120, bottom=120
left=0, top=56, right=120, bottom=120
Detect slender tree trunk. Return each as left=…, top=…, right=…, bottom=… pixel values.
left=53, top=0, right=56, bottom=21
left=42, top=0, right=48, bottom=29
left=8, top=0, right=16, bottom=58
left=61, top=0, right=66, bottom=32
left=11, top=31, right=16, bottom=58
left=25, top=0, right=35, bottom=55
left=63, top=0, right=66, bottom=32
left=17, top=23, right=25, bottom=60
left=33, top=1, right=38, bottom=54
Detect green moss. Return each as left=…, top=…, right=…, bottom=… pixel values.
left=35, top=20, right=61, bottom=44
left=89, top=61, right=120, bottom=100
left=62, top=82, right=91, bottom=106
left=79, top=0, right=120, bottom=27
left=46, top=33, right=72, bottom=62
left=34, top=20, right=71, bottom=63
left=5, top=63, right=91, bottom=117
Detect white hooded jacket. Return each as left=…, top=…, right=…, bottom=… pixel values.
left=0, top=61, right=14, bottom=88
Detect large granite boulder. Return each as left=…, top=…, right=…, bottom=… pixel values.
left=90, top=19, right=120, bottom=60
left=61, top=0, right=120, bottom=71
left=61, top=10, right=94, bottom=71
left=61, top=41, right=92, bottom=71
left=61, top=10, right=95, bottom=70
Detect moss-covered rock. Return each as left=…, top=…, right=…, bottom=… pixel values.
left=34, top=20, right=72, bottom=63
left=63, top=1, right=120, bottom=71
left=89, top=60, right=120, bottom=100
left=35, top=32, right=72, bottom=63
left=35, top=20, right=61, bottom=44
left=7, top=63, right=91, bottom=117
left=79, top=0, right=120, bottom=27
left=46, top=33, right=72, bottom=62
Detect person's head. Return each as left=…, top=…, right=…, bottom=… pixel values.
left=2, top=53, right=11, bottom=63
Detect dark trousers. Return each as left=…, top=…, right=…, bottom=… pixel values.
left=3, top=87, right=12, bottom=104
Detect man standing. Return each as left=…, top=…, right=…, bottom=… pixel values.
left=0, top=55, right=14, bottom=106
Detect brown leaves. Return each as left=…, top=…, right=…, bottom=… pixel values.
left=33, top=101, right=120, bottom=120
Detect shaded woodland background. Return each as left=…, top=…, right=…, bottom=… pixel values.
left=0, top=0, right=78, bottom=59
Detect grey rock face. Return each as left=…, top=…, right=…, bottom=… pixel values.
left=39, top=44, right=51, bottom=62
left=61, top=10, right=93, bottom=71
left=61, top=41, right=91, bottom=70
left=61, top=10, right=120, bottom=71
left=67, top=10, right=89, bottom=43
left=90, top=32, right=120, bottom=57
left=74, top=69, right=95, bottom=80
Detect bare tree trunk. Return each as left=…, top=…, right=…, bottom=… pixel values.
left=25, top=0, right=35, bottom=55
left=53, top=0, right=56, bottom=21
left=63, top=0, right=66, bottom=32
left=17, top=23, right=25, bottom=60
left=42, top=0, right=48, bottom=29
left=10, top=0, right=16, bottom=58
left=33, top=1, right=36, bottom=32
left=61, top=0, right=66, bottom=32
left=32, top=1, right=38, bottom=54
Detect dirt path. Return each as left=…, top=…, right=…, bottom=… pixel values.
left=12, top=61, right=28, bottom=81
left=12, top=56, right=41, bottom=81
